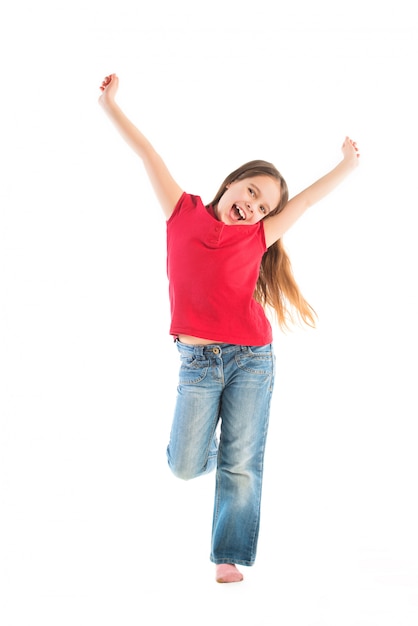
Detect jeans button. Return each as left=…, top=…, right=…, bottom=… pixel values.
left=212, top=347, right=220, bottom=355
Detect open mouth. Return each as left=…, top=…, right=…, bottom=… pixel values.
left=233, top=204, right=246, bottom=220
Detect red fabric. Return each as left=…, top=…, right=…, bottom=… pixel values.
left=166, top=192, right=272, bottom=346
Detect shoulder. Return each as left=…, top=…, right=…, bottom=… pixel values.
left=167, top=192, right=205, bottom=223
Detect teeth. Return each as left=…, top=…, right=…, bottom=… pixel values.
left=236, top=205, right=246, bottom=220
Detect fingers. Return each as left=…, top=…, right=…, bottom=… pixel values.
left=99, top=75, right=112, bottom=91
left=350, top=139, right=360, bottom=158
left=344, top=136, right=360, bottom=158
left=99, top=73, right=116, bottom=91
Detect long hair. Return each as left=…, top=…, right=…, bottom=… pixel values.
left=208, top=160, right=316, bottom=329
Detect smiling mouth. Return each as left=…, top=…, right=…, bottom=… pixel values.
left=234, top=204, right=246, bottom=220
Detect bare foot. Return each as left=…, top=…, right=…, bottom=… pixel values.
left=216, top=563, right=244, bottom=583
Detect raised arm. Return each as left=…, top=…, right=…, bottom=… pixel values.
left=98, top=74, right=183, bottom=219
left=263, top=137, right=360, bottom=247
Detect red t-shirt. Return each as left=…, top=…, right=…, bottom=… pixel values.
left=166, top=192, right=273, bottom=346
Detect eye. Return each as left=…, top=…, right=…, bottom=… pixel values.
left=260, top=206, right=267, bottom=214
left=248, top=187, right=255, bottom=197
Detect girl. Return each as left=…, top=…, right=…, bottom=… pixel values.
left=98, top=73, right=360, bottom=583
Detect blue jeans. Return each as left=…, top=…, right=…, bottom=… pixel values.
left=167, top=341, right=275, bottom=566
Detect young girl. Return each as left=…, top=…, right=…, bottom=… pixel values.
left=98, top=73, right=360, bottom=583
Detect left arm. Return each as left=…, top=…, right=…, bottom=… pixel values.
left=264, top=137, right=360, bottom=247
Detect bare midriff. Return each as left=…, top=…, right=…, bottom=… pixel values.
left=177, top=334, right=224, bottom=346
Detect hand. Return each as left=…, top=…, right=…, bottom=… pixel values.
left=341, top=136, right=360, bottom=168
left=98, top=73, right=119, bottom=107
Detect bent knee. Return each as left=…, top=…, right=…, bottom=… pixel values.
left=167, top=455, right=216, bottom=480
left=168, top=462, right=199, bottom=481
left=166, top=446, right=216, bottom=480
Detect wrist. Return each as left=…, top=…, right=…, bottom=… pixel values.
left=99, top=96, right=119, bottom=115
left=341, top=155, right=359, bottom=173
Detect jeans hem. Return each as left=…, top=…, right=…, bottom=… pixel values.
left=210, top=557, right=255, bottom=567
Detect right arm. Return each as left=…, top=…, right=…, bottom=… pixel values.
left=263, top=137, right=360, bottom=247
left=98, top=74, right=183, bottom=219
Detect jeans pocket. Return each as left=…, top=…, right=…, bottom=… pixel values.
left=235, top=346, right=273, bottom=375
left=179, top=355, right=210, bottom=384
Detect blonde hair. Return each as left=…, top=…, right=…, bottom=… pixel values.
left=209, top=160, right=316, bottom=330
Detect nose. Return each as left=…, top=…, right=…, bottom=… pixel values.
left=246, top=202, right=254, bottom=213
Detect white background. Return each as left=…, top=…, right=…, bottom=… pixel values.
left=1, top=1, right=417, bottom=624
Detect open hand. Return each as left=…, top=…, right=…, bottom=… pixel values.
left=342, top=136, right=360, bottom=167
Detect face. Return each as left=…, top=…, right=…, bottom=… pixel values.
left=215, top=175, right=281, bottom=226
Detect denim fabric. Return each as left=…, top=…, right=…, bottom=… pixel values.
left=167, top=341, right=275, bottom=566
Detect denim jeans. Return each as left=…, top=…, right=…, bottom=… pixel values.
left=166, top=341, right=275, bottom=566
